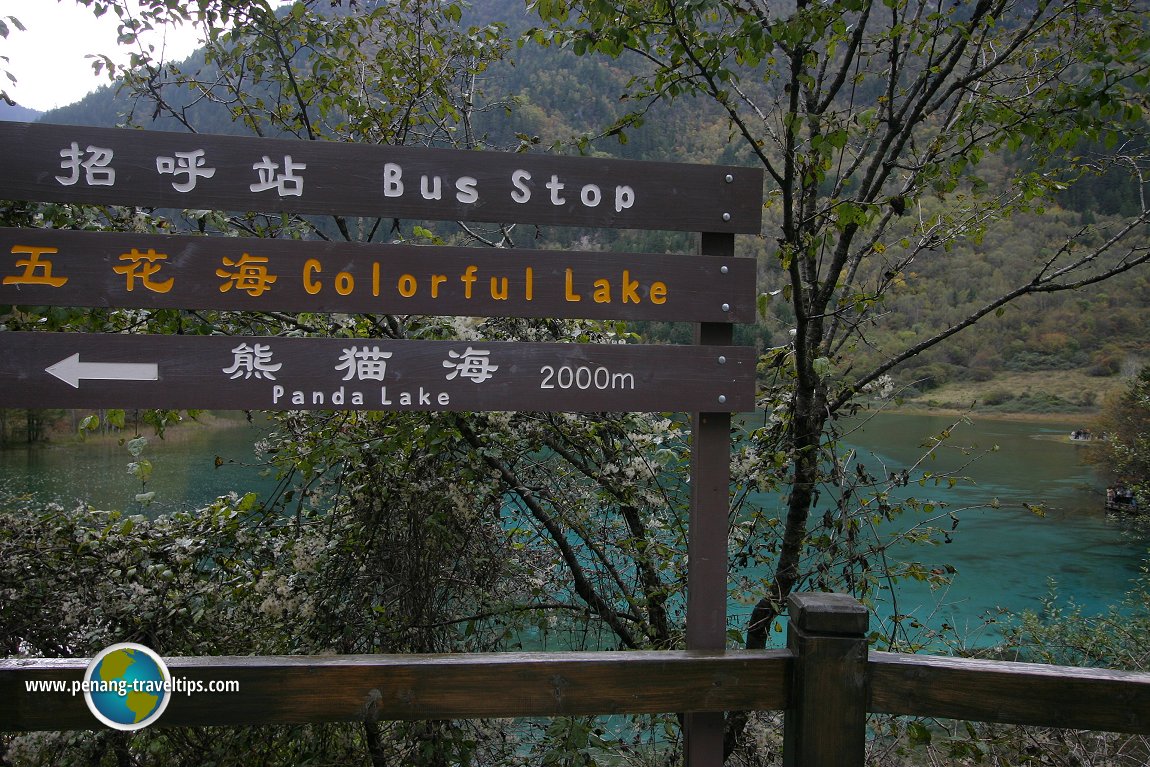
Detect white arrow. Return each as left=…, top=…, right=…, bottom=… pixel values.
left=45, top=353, right=159, bottom=389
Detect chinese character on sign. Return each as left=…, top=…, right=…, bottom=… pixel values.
left=336, top=346, right=393, bottom=382
left=3, top=245, right=68, bottom=287
left=56, top=143, right=115, bottom=186
left=217, top=253, right=278, bottom=297
left=443, top=347, right=499, bottom=383
left=113, top=249, right=174, bottom=293
left=222, top=342, right=282, bottom=380
left=156, top=149, right=216, bottom=193
left=250, top=155, right=306, bottom=196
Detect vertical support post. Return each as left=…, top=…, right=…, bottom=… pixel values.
left=684, top=231, right=735, bottom=767
left=782, top=592, right=869, bottom=767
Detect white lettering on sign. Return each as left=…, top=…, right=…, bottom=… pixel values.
left=443, top=348, right=499, bottom=383
left=156, top=150, right=217, bottom=193
left=272, top=385, right=367, bottom=406
left=509, top=170, right=634, bottom=212
left=380, top=386, right=451, bottom=406
left=249, top=155, right=306, bottom=197
left=56, top=143, right=115, bottom=187
left=512, top=170, right=639, bottom=212
left=269, top=386, right=454, bottom=407
left=222, top=342, right=281, bottom=380
left=383, top=163, right=479, bottom=204
left=335, top=346, right=392, bottom=382
left=44, top=142, right=644, bottom=215
left=510, top=170, right=532, bottom=204
left=455, top=175, right=479, bottom=204
left=539, top=365, right=636, bottom=391
left=383, top=162, right=404, bottom=197
left=384, top=165, right=637, bottom=212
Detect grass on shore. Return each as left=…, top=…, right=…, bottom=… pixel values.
left=896, top=370, right=1127, bottom=422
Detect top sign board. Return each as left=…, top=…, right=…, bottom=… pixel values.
left=0, top=123, right=764, bottom=234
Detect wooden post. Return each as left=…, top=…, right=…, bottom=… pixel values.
left=782, top=592, right=869, bottom=767
left=684, top=231, right=736, bottom=767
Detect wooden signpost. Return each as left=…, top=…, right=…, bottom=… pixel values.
left=0, top=122, right=763, bottom=767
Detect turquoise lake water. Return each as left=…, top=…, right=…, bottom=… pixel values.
left=1, top=411, right=1145, bottom=646
left=817, top=413, right=1147, bottom=646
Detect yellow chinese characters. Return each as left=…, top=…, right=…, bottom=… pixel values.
left=3, top=245, right=68, bottom=288
left=113, top=248, right=174, bottom=293
left=217, top=253, right=277, bottom=296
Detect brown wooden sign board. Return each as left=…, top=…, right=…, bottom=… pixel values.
left=0, top=121, right=761, bottom=766
left=0, top=332, right=755, bottom=413
left=0, top=228, right=755, bottom=323
left=0, top=122, right=763, bottom=233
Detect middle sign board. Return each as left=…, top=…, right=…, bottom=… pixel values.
left=0, top=331, right=756, bottom=413
left=0, top=228, right=754, bottom=323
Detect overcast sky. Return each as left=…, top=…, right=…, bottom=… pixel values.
left=0, top=0, right=215, bottom=112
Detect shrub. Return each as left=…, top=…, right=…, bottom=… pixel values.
left=981, top=389, right=1014, bottom=406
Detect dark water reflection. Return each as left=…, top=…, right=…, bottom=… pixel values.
left=0, top=413, right=277, bottom=516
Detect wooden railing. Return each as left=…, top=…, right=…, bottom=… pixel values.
left=3, top=593, right=1149, bottom=766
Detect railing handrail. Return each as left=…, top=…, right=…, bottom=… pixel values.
left=0, top=649, right=793, bottom=730
left=869, top=650, right=1150, bottom=734
left=4, top=595, right=1149, bottom=766
left=4, top=647, right=1149, bottom=733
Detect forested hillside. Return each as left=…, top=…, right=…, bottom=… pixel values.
left=32, top=0, right=1150, bottom=404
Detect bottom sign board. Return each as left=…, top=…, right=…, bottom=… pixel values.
left=0, top=332, right=755, bottom=413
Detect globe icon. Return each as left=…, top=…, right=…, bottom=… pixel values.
left=83, top=643, right=171, bottom=730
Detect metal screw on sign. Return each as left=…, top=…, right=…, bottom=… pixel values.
left=718, top=395, right=727, bottom=404
left=722, top=303, right=731, bottom=312
left=725, top=174, right=734, bottom=183
left=721, top=265, right=729, bottom=274
left=718, top=356, right=727, bottom=365
left=722, top=212, right=732, bottom=221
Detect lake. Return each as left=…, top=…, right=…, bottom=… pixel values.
left=788, top=412, right=1147, bottom=646
left=1, top=410, right=1145, bottom=646
left=0, top=413, right=279, bottom=515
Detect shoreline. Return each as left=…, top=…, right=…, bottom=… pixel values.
left=6, top=399, right=1105, bottom=452
left=880, top=404, right=1095, bottom=426
left=19, top=411, right=258, bottom=449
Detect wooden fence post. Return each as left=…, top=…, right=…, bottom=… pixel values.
left=783, top=592, right=869, bottom=767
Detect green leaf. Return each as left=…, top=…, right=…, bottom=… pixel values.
left=107, top=409, right=126, bottom=429
left=834, top=201, right=869, bottom=230
left=907, top=720, right=932, bottom=745
left=128, top=459, right=153, bottom=483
